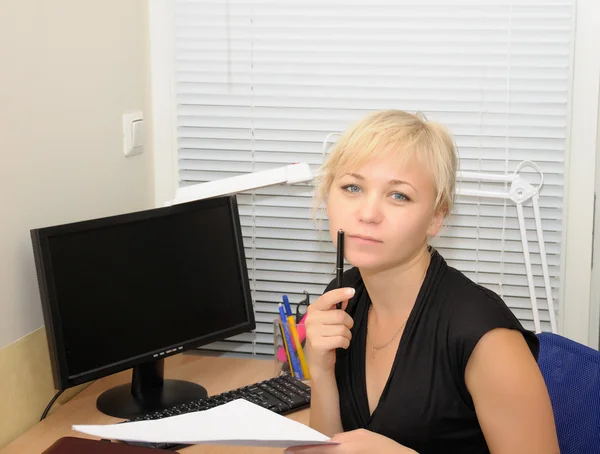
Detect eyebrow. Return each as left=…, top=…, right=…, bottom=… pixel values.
left=345, top=173, right=417, bottom=191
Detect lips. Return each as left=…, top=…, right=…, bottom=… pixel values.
left=348, top=234, right=383, bottom=243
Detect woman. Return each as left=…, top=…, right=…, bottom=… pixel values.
left=287, top=111, right=559, bottom=454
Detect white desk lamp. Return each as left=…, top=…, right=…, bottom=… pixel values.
left=168, top=162, right=314, bottom=205
left=456, top=161, right=556, bottom=334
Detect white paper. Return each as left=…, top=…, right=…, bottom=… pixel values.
left=73, top=399, right=335, bottom=448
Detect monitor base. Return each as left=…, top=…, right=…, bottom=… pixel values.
left=96, top=358, right=208, bottom=419
left=97, top=379, right=208, bottom=420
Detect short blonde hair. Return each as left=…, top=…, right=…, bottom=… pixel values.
left=314, top=110, right=458, bottom=215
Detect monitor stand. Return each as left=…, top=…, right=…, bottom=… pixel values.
left=96, top=357, right=208, bottom=419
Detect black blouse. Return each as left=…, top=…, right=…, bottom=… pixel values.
left=329, top=249, right=538, bottom=454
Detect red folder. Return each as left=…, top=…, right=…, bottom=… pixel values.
left=41, top=437, right=176, bottom=453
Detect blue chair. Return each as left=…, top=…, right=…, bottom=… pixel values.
left=537, top=332, right=600, bottom=453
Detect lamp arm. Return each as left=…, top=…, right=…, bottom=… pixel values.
left=170, top=163, right=313, bottom=205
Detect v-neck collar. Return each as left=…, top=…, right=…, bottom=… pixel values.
left=356, top=249, right=444, bottom=426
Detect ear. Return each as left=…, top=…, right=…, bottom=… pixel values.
left=426, top=207, right=446, bottom=237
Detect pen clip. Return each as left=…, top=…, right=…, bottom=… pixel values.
left=295, top=291, right=310, bottom=323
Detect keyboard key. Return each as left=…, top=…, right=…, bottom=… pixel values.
left=282, top=375, right=311, bottom=390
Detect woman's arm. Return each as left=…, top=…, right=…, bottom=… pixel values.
left=304, top=286, right=355, bottom=436
left=465, top=328, right=559, bottom=454
left=309, top=371, right=344, bottom=436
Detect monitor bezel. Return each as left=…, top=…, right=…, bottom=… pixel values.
left=30, top=195, right=255, bottom=390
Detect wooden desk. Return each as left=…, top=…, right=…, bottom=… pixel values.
left=1, top=354, right=309, bottom=454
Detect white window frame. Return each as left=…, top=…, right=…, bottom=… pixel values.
left=148, top=0, right=600, bottom=347
left=561, top=0, right=600, bottom=348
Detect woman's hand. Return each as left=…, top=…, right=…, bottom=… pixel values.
left=304, top=287, right=355, bottom=378
left=285, top=429, right=418, bottom=454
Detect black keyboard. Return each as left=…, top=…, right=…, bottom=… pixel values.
left=121, top=374, right=311, bottom=451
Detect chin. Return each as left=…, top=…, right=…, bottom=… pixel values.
left=345, top=251, right=387, bottom=271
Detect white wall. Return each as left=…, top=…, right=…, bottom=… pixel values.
left=0, top=0, right=154, bottom=350
left=0, top=0, right=154, bottom=446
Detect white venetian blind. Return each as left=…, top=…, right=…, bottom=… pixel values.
left=171, top=0, right=574, bottom=356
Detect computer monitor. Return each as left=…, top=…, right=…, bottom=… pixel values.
left=30, top=195, right=255, bottom=419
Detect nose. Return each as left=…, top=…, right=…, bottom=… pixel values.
left=357, top=194, right=383, bottom=224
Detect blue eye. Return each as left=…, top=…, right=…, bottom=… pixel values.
left=391, top=192, right=409, bottom=201
left=342, top=184, right=361, bottom=193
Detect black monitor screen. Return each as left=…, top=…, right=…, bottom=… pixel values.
left=32, top=196, right=254, bottom=387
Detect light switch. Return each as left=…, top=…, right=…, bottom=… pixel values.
left=132, top=119, right=144, bottom=148
left=123, top=111, right=144, bottom=157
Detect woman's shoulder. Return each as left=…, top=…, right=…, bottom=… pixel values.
left=439, top=262, right=514, bottom=319
left=427, top=248, right=511, bottom=318
left=436, top=259, right=539, bottom=359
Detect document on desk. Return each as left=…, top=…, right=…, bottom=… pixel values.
left=73, top=399, right=335, bottom=449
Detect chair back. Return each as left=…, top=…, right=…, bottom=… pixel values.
left=537, top=332, right=600, bottom=453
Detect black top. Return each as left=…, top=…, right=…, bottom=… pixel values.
left=329, top=249, right=538, bottom=454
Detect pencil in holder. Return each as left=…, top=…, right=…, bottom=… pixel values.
left=273, top=318, right=309, bottom=380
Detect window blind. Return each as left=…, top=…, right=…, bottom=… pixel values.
left=171, top=0, right=574, bottom=356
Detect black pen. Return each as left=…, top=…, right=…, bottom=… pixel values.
left=336, top=229, right=344, bottom=309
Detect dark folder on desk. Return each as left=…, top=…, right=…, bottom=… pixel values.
left=42, top=437, right=176, bottom=453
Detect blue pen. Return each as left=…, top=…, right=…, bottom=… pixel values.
left=283, top=294, right=310, bottom=379
left=278, top=303, right=302, bottom=379
left=282, top=294, right=293, bottom=317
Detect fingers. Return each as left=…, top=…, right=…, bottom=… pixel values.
left=306, top=321, right=352, bottom=352
left=338, top=298, right=350, bottom=312
left=310, top=287, right=355, bottom=311
left=319, top=324, right=352, bottom=339
left=285, top=443, right=339, bottom=454
left=309, top=335, right=351, bottom=351
left=304, top=287, right=356, bottom=366
left=306, top=305, right=354, bottom=331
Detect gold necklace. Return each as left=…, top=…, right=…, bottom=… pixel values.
left=367, top=306, right=408, bottom=359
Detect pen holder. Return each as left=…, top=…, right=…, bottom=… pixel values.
left=273, top=318, right=310, bottom=381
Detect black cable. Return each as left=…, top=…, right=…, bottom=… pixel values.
left=40, top=389, right=65, bottom=421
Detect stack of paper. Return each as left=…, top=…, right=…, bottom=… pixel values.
left=73, top=399, right=335, bottom=449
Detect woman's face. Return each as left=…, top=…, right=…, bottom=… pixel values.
left=326, top=153, right=444, bottom=272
